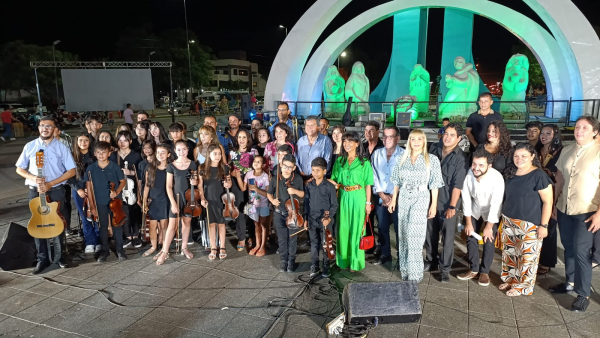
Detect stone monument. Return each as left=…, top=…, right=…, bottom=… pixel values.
left=500, top=54, right=529, bottom=116
left=345, top=61, right=370, bottom=114
left=323, top=66, right=346, bottom=113
left=439, top=56, right=480, bottom=120
left=409, top=64, right=431, bottom=115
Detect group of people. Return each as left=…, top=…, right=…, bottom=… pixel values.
left=17, top=93, right=600, bottom=313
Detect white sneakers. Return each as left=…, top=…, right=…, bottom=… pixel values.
left=0, top=136, right=5, bottom=141
left=10, top=138, right=15, bottom=140
left=85, top=245, right=102, bottom=253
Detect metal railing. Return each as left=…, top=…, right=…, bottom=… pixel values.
left=273, top=98, right=600, bottom=128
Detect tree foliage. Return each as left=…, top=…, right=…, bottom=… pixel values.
left=510, top=44, right=545, bottom=89
left=0, top=41, right=78, bottom=101
left=114, top=25, right=213, bottom=93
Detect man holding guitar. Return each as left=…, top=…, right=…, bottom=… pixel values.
left=16, top=117, right=76, bottom=274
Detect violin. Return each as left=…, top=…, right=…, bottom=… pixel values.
left=184, top=170, right=202, bottom=217
left=85, top=171, right=99, bottom=223
left=285, top=179, right=304, bottom=229
left=222, top=172, right=239, bottom=221
left=141, top=198, right=152, bottom=243
left=122, top=161, right=137, bottom=205
left=109, top=182, right=126, bottom=227
left=322, top=211, right=335, bottom=260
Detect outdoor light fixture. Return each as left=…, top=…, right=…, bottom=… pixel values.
left=52, top=40, right=61, bottom=107
left=189, top=40, right=195, bottom=43
left=279, top=25, right=288, bottom=36
left=341, top=51, right=347, bottom=57
left=337, top=51, right=347, bottom=68
left=53, top=40, right=61, bottom=45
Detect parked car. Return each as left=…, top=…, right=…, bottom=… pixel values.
left=171, top=103, right=191, bottom=115
left=0, top=103, right=28, bottom=113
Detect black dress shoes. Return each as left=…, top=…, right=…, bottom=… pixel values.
left=372, top=246, right=382, bottom=257
left=571, top=295, right=590, bottom=312
left=549, top=283, right=574, bottom=293
left=57, top=259, right=68, bottom=269
left=32, top=261, right=48, bottom=274
left=441, top=272, right=450, bottom=283
left=423, top=262, right=437, bottom=272
left=371, top=256, right=391, bottom=266
left=97, top=252, right=109, bottom=263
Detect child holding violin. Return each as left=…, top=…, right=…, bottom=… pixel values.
left=81, top=141, right=127, bottom=262
left=240, top=155, right=270, bottom=257
left=267, top=154, right=305, bottom=272
left=200, top=144, right=232, bottom=261
left=142, top=144, right=170, bottom=258
left=303, top=157, right=339, bottom=278
left=115, top=131, right=143, bottom=249
left=156, top=140, right=200, bottom=265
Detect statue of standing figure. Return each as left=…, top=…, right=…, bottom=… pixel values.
left=323, top=66, right=346, bottom=113
left=439, top=56, right=480, bottom=120
left=345, top=61, right=370, bottom=114
left=500, top=54, right=530, bottom=115
left=409, top=64, right=430, bottom=114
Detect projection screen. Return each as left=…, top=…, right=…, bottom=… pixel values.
left=61, top=69, right=155, bottom=112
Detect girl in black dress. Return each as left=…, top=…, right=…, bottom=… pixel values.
left=149, top=121, right=171, bottom=146
left=157, top=140, right=200, bottom=265
left=142, top=144, right=170, bottom=257
left=200, top=144, right=232, bottom=261
left=115, top=131, right=143, bottom=248
left=138, top=139, right=157, bottom=185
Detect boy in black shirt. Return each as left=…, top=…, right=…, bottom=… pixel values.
left=82, top=141, right=127, bottom=262
left=268, top=154, right=305, bottom=272
left=303, top=157, right=339, bottom=277
left=271, top=144, right=301, bottom=177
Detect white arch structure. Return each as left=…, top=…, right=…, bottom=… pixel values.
left=264, top=0, right=600, bottom=120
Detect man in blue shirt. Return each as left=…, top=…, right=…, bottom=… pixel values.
left=268, top=102, right=303, bottom=142
left=296, top=115, right=332, bottom=178
left=203, top=114, right=233, bottom=156
left=16, top=117, right=76, bottom=274
left=370, top=126, right=404, bottom=265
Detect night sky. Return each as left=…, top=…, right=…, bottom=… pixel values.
left=1, top=0, right=598, bottom=88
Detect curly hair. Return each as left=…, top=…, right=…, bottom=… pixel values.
left=502, top=142, right=542, bottom=179
left=486, top=121, right=512, bottom=158
left=535, top=124, right=563, bottom=156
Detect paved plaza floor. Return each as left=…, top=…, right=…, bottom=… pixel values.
left=0, top=115, right=599, bottom=337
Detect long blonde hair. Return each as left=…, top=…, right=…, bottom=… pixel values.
left=399, top=129, right=430, bottom=170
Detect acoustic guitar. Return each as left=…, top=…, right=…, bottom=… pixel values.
left=27, top=151, right=66, bottom=239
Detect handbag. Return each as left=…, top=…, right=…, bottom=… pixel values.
left=359, top=206, right=375, bottom=251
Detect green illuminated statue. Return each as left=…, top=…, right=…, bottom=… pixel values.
left=439, top=56, right=480, bottom=120
left=323, top=66, right=346, bottom=113
left=393, top=95, right=419, bottom=122
left=345, top=61, right=370, bottom=114
left=500, top=54, right=530, bottom=115
left=409, top=64, right=430, bottom=114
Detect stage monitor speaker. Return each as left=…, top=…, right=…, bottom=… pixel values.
left=396, top=113, right=411, bottom=128
left=342, top=281, right=421, bottom=325
left=0, top=222, right=36, bottom=271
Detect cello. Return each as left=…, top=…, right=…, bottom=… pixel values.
left=285, top=179, right=304, bottom=229
left=109, top=182, right=126, bottom=227
left=222, top=170, right=239, bottom=221
left=321, top=211, right=335, bottom=260
left=184, top=170, right=202, bottom=217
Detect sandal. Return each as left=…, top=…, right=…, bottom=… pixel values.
left=249, top=247, right=258, bottom=256
left=236, top=244, right=245, bottom=252
left=143, top=247, right=157, bottom=257
left=506, top=288, right=521, bottom=297
left=498, top=283, right=511, bottom=291
left=181, top=247, right=194, bottom=260
left=255, top=249, right=266, bottom=257
left=537, top=266, right=551, bottom=275
left=156, top=251, right=169, bottom=265
left=208, top=248, right=217, bottom=261
left=219, top=248, right=227, bottom=260
left=153, top=251, right=162, bottom=261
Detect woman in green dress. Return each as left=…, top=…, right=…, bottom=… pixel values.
left=330, top=131, right=374, bottom=271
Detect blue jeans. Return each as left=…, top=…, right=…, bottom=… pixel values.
left=375, top=203, right=398, bottom=258
left=72, top=189, right=99, bottom=245
left=2, top=123, right=11, bottom=138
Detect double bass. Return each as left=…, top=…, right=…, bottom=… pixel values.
left=285, top=179, right=304, bottom=229
left=222, top=172, right=239, bottom=221
left=184, top=170, right=202, bottom=217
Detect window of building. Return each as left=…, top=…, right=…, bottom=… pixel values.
left=232, top=69, right=238, bottom=75
left=252, top=82, right=258, bottom=87
left=222, top=70, right=229, bottom=75
left=213, top=70, right=220, bottom=74
left=239, top=69, right=248, bottom=76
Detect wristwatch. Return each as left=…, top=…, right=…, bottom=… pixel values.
left=539, top=224, right=549, bottom=228
left=448, top=205, right=456, bottom=210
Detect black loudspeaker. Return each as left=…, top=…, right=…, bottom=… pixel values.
left=398, top=127, right=410, bottom=141
left=342, top=281, right=421, bottom=325
left=0, top=222, right=37, bottom=270
left=396, top=113, right=411, bottom=128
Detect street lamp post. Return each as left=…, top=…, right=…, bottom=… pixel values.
left=52, top=40, right=61, bottom=108
left=184, top=0, right=193, bottom=103
left=337, top=51, right=346, bottom=68
left=279, top=25, right=288, bottom=36
left=149, top=51, right=156, bottom=64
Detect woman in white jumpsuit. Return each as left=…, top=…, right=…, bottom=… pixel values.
left=389, top=129, right=444, bottom=282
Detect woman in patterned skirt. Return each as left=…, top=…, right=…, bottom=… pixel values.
left=330, top=131, right=373, bottom=272
left=500, top=143, right=553, bottom=296
left=389, top=129, right=444, bottom=282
